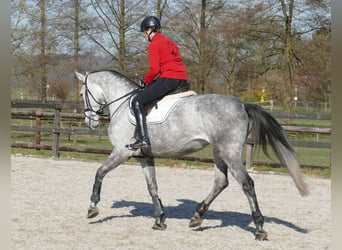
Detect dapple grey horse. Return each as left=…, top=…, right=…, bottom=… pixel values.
left=75, top=70, right=309, bottom=240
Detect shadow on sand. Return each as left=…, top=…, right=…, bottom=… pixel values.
left=89, top=199, right=308, bottom=234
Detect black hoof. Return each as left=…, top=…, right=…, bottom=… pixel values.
left=189, top=214, right=202, bottom=227
left=255, top=230, right=268, bottom=241
left=87, top=206, right=99, bottom=219
left=152, top=214, right=167, bottom=230
left=152, top=222, right=167, bottom=230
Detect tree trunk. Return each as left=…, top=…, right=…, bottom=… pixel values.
left=156, top=0, right=167, bottom=19
left=119, top=0, right=126, bottom=74
left=280, top=0, right=294, bottom=113
left=74, top=0, right=80, bottom=103
left=198, top=0, right=207, bottom=94
left=40, top=0, right=47, bottom=102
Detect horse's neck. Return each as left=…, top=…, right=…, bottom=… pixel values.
left=109, top=97, right=129, bottom=118
left=93, top=71, right=136, bottom=116
left=103, top=83, right=135, bottom=116
left=99, top=76, right=132, bottom=100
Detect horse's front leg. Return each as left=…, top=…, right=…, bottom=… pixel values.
left=139, top=157, right=167, bottom=230
left=87, top=152, right=129, bottom=219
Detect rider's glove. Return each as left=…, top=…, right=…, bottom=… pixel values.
left=139, top=79, right=146, bottom=88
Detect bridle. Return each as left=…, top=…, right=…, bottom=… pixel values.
left=82, top=73, right=140, bottom=121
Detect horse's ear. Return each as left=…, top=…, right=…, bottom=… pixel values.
left=75, top=71, right=86, bottom=83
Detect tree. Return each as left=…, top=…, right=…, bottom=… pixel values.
left=214, top=0, right=330, bottom=108
left=10, top=0, right=330, bottom=107
left=156, top=0, right=168, bottom=19
left=74, top=0, right=80, bottom=103
left=11, top=0, right=75, bottom=101
left=262, top=0, right=330, bottom=111
left=39, top=0, right=47, bottom=102
left=295, top=28, right=331, bottom=103
left=279, top=0, right=296, bottom=112
left=80, top=0, right=147, bottom=76
left=215, top=3, right=267, bottom=97
left=167, top=0, right=224, bottom=94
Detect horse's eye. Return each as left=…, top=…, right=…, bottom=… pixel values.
left=80, top=93, right=83, bottom=97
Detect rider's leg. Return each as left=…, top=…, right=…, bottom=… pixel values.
left=128, top=78, right=188, bottom=150
left=129, top=100, right=150, bottom=149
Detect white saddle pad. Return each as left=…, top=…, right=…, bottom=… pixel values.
left=128, top=91, right=197, bottom=125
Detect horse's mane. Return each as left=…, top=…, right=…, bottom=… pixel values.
left=89, top=69, right=137, bottom=86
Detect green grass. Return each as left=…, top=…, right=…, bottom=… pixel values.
left=277, top=118, right=331, bottom=127
left=11, top=115, right=331, bottom=177
left=251, top=146, right=331, bottom=167
left=12, top=131, right=113, bottom=150
left=11, top=140, right=331, bottom=178
left=252, top=165, right=330, bottom=178
left=185, top=144, right=330, bottom=167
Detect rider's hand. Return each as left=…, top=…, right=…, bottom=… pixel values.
left=139, top=79, right=146, bottom=88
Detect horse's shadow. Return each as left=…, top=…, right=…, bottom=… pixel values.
left=89, top=199, right=308, bottom=234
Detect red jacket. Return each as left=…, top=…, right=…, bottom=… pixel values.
left=143, top=32, right=188, bottom=84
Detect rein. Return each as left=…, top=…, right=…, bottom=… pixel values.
left=83, top=73, right=140, bottom=119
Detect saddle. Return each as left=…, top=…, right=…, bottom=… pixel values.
left=128, top=90, right=197, bottom=125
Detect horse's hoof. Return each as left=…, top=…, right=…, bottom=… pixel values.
left=87, top=206, right=99, bottom=219
left=255, top=230, right=268, bottom=241
left=152, top=222, right=167, bottom=230
left=189, top=215, right=202, bottom=228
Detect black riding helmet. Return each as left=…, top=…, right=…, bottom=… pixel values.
left=140, top=16, right=161, bottom=32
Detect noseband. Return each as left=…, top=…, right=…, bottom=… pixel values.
left=82, top=73, right=140, bottom=121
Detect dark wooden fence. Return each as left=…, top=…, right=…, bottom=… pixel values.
left=11, top=101, right=331, bottom=169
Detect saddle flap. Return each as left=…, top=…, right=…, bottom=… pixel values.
left=128, top=90, right=197, bottom=125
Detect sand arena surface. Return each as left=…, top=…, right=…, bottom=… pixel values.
left=11, top=155, right=331, bottom=249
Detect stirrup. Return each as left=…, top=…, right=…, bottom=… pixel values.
left=126, top=138, right=150, bottom=150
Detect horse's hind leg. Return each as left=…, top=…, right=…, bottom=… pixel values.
left=87, top=151, right=129, bottom=219
left=227, top=155, right=268, bottom=240
left=139, top=156, right=167, bottom=230
left=189, top=153, right=229, bottom=227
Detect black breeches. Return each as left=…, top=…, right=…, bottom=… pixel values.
left=133, top=78, right=189, bottom=110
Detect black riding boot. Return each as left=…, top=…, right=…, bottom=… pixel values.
left=128, top=101, right=150, bottom=149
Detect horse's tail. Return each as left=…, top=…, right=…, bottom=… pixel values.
left=244, top=103, right=309, bottom=196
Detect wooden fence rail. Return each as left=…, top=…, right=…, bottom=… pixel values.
left=11, top=101, right=331, bottom=169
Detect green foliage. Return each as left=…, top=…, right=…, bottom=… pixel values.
left=240, top=90, right=259, bottom=102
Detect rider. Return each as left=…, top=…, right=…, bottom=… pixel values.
left=128, top=16, right=190, bottom=150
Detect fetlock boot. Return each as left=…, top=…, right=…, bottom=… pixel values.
left=128, top=101, right=150, bottom=149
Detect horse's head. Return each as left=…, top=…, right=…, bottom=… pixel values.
left=75, top=71, right=105, bottom=129
left=76, top=70, right=141, bottom=129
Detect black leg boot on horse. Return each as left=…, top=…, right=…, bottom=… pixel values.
left=128, top=101, right=151, bottom=150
